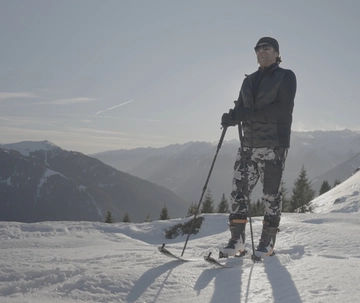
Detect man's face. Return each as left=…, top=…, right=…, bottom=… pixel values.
left=255, top=43, right=279, bottom=68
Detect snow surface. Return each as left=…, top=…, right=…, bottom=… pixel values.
left=312, top=170, right=360, bottom=213
left=1, top=174, right=360, bottom=302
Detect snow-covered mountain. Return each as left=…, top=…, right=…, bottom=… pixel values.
left=311, top=167, right=360, bottom=213
left=0, top=140, right=61, bottom=157
left=0, top=141, right=189, bottom=223
left=0, top=168, right=359, bottom=302
left=91, top=129, right=360, bottom=202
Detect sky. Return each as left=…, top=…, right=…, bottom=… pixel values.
left=1, top=0, right=360, bottom=154
left=1, top=168, right=360, bottom=302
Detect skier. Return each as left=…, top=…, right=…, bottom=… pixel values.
left=220, top=37, right=297, bottom=257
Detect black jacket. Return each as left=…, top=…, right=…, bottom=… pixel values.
left=235, top=63, right=296, bottom=148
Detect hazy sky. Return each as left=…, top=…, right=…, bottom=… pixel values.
left=1, top=0, right=359, bottom=154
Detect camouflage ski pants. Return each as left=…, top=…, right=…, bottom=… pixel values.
left=230, top=146, right=288, bottom=227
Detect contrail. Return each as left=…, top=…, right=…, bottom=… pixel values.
left=94, top=100, right=134, bottom=116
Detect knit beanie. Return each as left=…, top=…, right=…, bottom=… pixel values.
left=255, top=37, right=279, bottom=53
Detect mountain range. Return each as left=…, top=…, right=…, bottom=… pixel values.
left=91, top=129, right=360, bottom=202
left=2, top=129, right=360, bottom=224
left=0, top=141, right=189, bottom=223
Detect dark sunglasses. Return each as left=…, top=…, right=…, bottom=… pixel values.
left=254, top=43, right=272, bottom=52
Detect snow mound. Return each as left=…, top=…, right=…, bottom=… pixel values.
left=311, top=170, right=360, bottom=213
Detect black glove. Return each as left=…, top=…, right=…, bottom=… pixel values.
left=221, top=109, right=237, bottom=127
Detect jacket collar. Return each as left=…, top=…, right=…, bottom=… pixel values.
left=258, top=63, right=279, bottom=75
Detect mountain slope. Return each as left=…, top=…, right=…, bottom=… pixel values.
left=91, top=130, right=360, bottom=202
left=311, top=168, right=360, bottom=213
left=92, top=140, right=238, bottom=203
left=311, top=152, right=360, bottom=193
left=0, top=142, right=189, bottom=223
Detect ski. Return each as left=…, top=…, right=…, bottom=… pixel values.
left=204, top=250, right=264, bottom=268
left=158, top=244, right=193, bottom=262
left=159, top=243, right=266, bottom=266
left=204, top=252, right=228, bottom=268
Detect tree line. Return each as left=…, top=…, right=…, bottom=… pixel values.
left=252, top=165, right=340, bottom=215
left=105, top=164, right=340, bottom=223
left=104, top=204, right=172, bottom=224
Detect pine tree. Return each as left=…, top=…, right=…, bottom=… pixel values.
left=289, top=165, right=315, bottom=213
left=280, top=181, right=291, bottom=212
left=159, top=204, right=170, bottom=220
left=217, top=194, right=230, bottom=213
left=144, top=213, right=152, bottom=222
left=122, top=212, right=131, bottom=223
left=251, top=199, right=258, bottom=216
left=187, top=202, right=198, bottom=216
left=251, top=199, right=264, bottom=216
left=250, top=199, right=258, bottom=216
left=333, top=179, right=341, bottom=188
left=319, top=180, right=331, bottom=196
left=105, top=210, right=115, bottom=223
left=201, top=189, right=215, bottom=213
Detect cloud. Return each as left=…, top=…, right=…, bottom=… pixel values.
left=0, top=125, right=165, bottom=154
left=0, top=116, right=56, bottom=127
left=90, top=114, right=160, bottom=122
left=28, top=97, right=96, bottom=106
left=51, top=98, right=95, bottom=105
left=292, top=120, right=347, bottom=132
left=66, top=127, right=163, bottom=140
left=0, top=92, right=38, bottom=100
left=124, top=117, right=161, bottom=122
left=0, top=93, right=95, bottom=106
left=94, top=100, right=134, bottom=116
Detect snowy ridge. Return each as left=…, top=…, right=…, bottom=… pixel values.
left=1, top=140, right=60, bottom=157
left=311, top=170, right=360, bottom=213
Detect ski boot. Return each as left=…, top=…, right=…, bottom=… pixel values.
left=219, top=215, right=247, bottom=258
left=256, top=221, right=279, bottom=257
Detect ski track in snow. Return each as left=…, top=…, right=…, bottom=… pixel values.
left=1, top=173, right=360, bottom=302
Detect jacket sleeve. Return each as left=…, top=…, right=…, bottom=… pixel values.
left=255, top=70, right=297, bottom=122
left=234, top=84, right=244, bottom=109
left=233, top=79, right=254, bottom=121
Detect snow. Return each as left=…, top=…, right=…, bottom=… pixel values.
left=1, top=141, right=59, bottom=157
left=1, top=177, right=12, bottom=186
left=35, top=169, right=68, bottom=204
left=1, top=174, right=360, bottom=302
left=311, top=170, right=360, bottom=213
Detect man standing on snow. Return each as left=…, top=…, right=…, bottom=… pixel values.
left=220, top=37, right=296, bottom=257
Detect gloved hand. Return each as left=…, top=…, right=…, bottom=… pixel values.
left=221, top=109, right=237, bottom=127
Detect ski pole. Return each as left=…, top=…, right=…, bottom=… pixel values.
left=238, top=123, right=261, bottom=262
left=181, top=127, right=227, bottom=257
